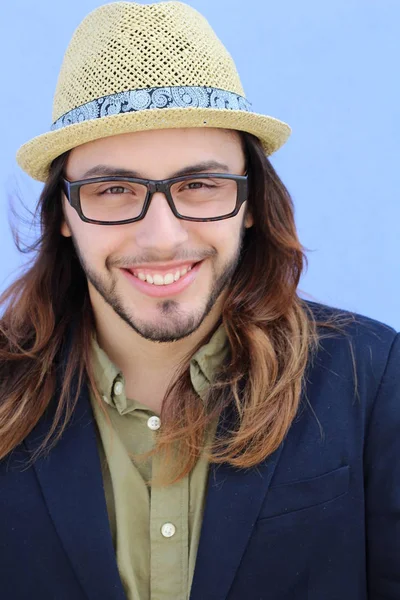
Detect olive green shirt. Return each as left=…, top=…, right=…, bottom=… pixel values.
left=89, top=325, right=228, bottom=600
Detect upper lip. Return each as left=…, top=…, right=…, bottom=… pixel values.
left=122, top=260, right=200, bottom=274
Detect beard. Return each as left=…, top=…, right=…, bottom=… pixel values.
left=69, top=228, right=245, bottom=343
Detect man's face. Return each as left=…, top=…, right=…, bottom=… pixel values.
left=62, top=128, right=252, bottom=342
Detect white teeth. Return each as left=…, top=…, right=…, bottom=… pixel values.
left=153, top=274, right=164, bottom=286
left=134, top=264, right=195, bottom=285
left=151, top=272, right=181, bottom=285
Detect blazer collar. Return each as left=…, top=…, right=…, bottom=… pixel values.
left=24, top=379, right=126, bottom=600
left=190, top=408, right=284, bottom=600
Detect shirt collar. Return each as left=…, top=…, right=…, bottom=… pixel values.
left=90, top=324, right=229, bottom=415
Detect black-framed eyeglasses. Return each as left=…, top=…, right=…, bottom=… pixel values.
left=61, top=173, right=248, bottom=225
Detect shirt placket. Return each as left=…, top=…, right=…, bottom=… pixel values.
left=150, top=451, right=189, bottom=600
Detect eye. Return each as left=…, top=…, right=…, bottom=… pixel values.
left=187, top=181, right=207, bottom=189
left=102, top=186, right=130, bottom=194
left=181, top=180, right=215, bottom=191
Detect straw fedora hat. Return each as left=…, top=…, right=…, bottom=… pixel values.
left=16, top=1, right=291, bottom=182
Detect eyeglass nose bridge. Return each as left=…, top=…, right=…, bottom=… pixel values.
left=147, top=181, right=168, bottom=194
left=143, top=180, right=178, bottom=219
left=147, top=180, right=176, bottom=205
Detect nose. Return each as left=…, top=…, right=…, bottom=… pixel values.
left=134, top=191, right=189, bottom=253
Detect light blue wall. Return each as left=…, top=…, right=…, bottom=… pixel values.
left=1, top=0, right=398, bottom=328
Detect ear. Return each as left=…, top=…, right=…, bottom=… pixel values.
left=60, top=194, right=72, bottom=237
left=244, top=209, right=253, bottom=229
left=61, top=219, right=72, bottom=237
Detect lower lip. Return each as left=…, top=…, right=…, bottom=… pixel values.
left=121, top=261, right=202, bottom=298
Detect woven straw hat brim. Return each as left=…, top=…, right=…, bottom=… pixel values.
left=17, top=108, right=291, bottom=182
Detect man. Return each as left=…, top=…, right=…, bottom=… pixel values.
left=1, top=2, right=399, bottom=599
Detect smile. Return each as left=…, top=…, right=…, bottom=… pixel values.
left=129, top=264, right=194, bottom=286
left=121, top=261, right=203, bottom=298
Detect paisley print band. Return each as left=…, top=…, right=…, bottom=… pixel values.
left=51, top=86, right=252, bottom=130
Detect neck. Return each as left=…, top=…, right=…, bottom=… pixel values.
left=90, top=288, right=224, bottom=403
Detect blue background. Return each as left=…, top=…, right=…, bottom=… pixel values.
left=1, top=0, right=398, bottom=328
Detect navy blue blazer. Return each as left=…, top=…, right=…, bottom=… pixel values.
left=1, top=304, right=399, bottom=599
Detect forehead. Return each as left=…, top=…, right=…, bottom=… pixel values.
left=65, top=127, right=245, bottom=179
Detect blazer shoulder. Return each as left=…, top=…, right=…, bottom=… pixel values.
left=304, top=300, right=399, bottom=401
left=305, top=299, right=398, bottom=346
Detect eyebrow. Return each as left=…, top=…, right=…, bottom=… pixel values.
left=78, top=160, right=231, bottom=180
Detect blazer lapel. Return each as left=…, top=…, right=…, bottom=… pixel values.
left=24, top=381, right=126, bottom=600
left=190, top=417, right=284, bottom=600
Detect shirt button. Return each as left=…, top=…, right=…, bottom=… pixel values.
left=113, top=381, right=124, bottom=396
left=147, top=416, right=161, bottom=431
left=161, top=523, right=176, bottom=538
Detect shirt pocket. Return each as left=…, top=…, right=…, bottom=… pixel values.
left=257, top=464, right=350, bottom=521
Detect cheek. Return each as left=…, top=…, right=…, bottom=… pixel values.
left=79, top=230, right=121, bottom=266
left=63, top=194, right=127, bottom=256
left=202, top=219, right=244, bottom=251
left=67, top=221, right=121, bottom=267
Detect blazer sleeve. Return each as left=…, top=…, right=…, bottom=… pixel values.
left=365, top=332, right=400, bottom=599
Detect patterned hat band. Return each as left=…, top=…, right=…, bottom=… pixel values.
left=51, top=85, right=252, bottom=131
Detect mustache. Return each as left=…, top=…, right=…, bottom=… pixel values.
left=107, top=248, right=217, bottom=269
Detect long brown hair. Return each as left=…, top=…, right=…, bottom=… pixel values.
left=0, top=132, right=317, bottom=483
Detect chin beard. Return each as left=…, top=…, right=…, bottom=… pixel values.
left=69, top=229, right=245, bottom=343
left=85, top=253, right=238, bottom=342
